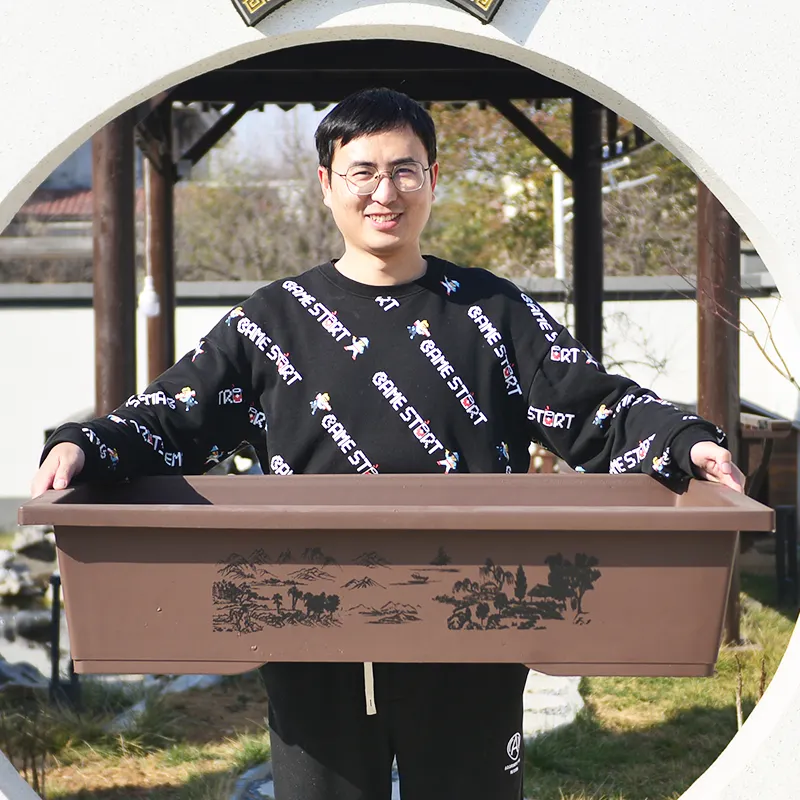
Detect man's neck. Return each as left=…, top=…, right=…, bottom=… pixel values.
left=333, top=249, right=427, bottom=286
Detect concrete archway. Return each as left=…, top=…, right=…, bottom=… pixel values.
left=1, top=2, right=798, bottom=798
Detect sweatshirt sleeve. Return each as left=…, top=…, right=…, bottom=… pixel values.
left=41, top=300, right=268, bottom=482
left=512, top=290, right=726, bottom=491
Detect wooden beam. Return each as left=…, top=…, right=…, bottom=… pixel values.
left=92, top=112, right=137, bottom=416
left=179, top=102, right=253, bottom=170
left=571, top=95, right=604, bottom=360
left=135, top=93, right=175, bottom=177
left=697, top=181, right=741, bottom=644
left=172, top=72, right=565, bottom=105
left=145, top=102, right=176, bottom=383
left=489, top=99, right=573, bottom=179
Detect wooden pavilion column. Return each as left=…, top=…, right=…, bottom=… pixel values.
left=144, top=103, right=176, bottom=382
left=697, top=181, right=741, bottom=644
left=92, top=112, right=137, bottom=416
left=571, top=95, right=604, bottom=360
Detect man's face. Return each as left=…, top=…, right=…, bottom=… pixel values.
left=318, top=126, right=438, bottom=261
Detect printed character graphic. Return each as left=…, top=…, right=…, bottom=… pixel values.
left=310, top=392, right=332, bottom=415
left=232, top=387, right=243, bottom=403
left=206, top=445, right=222, bottom=465
left=407, top=319, right=431, bottom=339
left=593, top=404, right=613, bottom=426
left=192, top=340, right=205, bottom=362
left=652, top=448, right=671, bottom=475
left=108, top=448, right=120, bottom=469
left=107, top=414, right=126, bottom=425
left=574, top=466, right=586, bottom=473
left=437, top=450, right=460, bottom=474
left=542, top=406, right=556, bottom=427
left=637, top=440, right=650, bottom=459
left=344, top=336, right=370, bottom=360
left=225, top=306, right=245, bottom=326
left=175, top=386, right=198, bottom=410
left=497, top=442, right=510, bottom=462
left=440, top=277, right=460, bottom=296
left=583, top=349, right=600, bottom=368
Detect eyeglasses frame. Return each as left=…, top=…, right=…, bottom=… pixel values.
left=330, top=160, right=434, bottom=196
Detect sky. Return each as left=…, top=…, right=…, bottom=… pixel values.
left=221, top=103, right=331, bottom=165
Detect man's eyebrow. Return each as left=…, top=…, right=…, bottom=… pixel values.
left=346, top=158, right=420, bottom=168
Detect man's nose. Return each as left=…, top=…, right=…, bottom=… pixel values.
left=370, top=173, right=398, bottom=203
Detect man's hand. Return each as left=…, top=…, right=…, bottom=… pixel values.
left=31, top=443, right=86, bottom=497
left=689, top=441, right=744, bottom=493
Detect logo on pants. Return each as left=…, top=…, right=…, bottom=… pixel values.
left=504, top=732, right=522, bottom=774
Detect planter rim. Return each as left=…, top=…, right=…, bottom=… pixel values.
left=19, top=473, right=774, bottom=532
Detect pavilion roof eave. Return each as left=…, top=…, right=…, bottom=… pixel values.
left=169, top=40, right=573, bottom=105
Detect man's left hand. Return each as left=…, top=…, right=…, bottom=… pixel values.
left=689, top=441, right=745, bottom=493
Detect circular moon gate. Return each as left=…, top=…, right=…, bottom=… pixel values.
left=0, top=3, right=798, bottom=799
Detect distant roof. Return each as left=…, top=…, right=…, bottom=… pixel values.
left=17, top=188, right=145, bottom=220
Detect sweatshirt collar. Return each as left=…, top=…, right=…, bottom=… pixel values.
left=318, top=257, right=444, bottom=298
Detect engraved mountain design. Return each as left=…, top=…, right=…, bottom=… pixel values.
left=349, top=601, right=422, bottom=624
left=343, top=576, right=386, bottom=590
left=301, top=547, right=338, bottom=567
left=354, top=551, right=391, bottom=568
left=288, top=566, right=336, bottom=583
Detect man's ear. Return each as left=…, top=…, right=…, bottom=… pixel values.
left=430, top=162, right=439, bottom=199
left=318, top=166, right=333, bottom=209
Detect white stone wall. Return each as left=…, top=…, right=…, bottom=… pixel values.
left=1, top=1, right=800, bottom=331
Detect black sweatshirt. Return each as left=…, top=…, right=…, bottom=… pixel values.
left=43, top=257, right=724, bottom=489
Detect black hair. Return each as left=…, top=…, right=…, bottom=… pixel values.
left=315, top=88, right=437, bottom=169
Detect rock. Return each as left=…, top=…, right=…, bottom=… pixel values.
left=107, top=674, right=224, bottom=732
left=0, top=657, right=48, bottom=690
left=522, top=670, right=584, bottom=741
left=11, top=610, right=53, bottom=643
left=0, top=563, right=37, bottom=598
left=0, top=550, right=14, bottom=569
left=13, top=526, right=57, bottom=563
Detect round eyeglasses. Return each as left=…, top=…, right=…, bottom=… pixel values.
left=332, top=161, right=433, bottom=195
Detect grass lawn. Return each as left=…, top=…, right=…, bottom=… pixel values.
left=523, top=573, right=797, bottom=800
left=2, top=572, right=795, bottom=799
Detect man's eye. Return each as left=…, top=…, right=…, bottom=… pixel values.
left=350, top=170, right=374, bottom=179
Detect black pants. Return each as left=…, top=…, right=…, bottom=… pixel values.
left=260, top=662, right=529, bottom=800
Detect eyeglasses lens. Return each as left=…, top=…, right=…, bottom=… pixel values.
left=345, top=163, right=425, bottom=194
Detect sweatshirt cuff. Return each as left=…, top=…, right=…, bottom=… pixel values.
left=41, top=423, right=101, bottom=483
left=670, top=424, right=725, bottom=480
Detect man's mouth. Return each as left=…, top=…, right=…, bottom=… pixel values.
left=366, top=213, right=401, bottom=222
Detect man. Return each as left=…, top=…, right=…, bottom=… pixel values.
left=33, top=88, right=743, bottom=800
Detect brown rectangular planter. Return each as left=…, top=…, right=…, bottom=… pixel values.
left=19, top=474, right=773, bottom=677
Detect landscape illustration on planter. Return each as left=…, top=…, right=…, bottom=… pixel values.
left=212, top=545, right=601, bottom=634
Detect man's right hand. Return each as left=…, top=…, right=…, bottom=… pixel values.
left=31, top=443, right=86, bottom=497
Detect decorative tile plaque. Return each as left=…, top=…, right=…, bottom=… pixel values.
left=231, top=0, right=506, bottom=26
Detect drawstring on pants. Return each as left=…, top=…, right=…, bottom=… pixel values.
left=363, top=662, right=377, bottom=715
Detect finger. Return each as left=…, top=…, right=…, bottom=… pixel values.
left=53, top=459, right=75, bottom=491
left=30, top=467, right=56, bottom=498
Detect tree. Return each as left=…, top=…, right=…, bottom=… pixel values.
left=174, top=118, right=342, bottom=282
left=424, top=100, right=699, bottom=279
left=513, top=564, right=528, bottom=602
left=493, top=592, right=509, bottom=614
left=287, top=584, right=302, bottom=611
left=544, top=553, right=601, bottom=618
left=272, top=593, right=283, bottom=612
left=476, top=602, right=490, bottom=628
